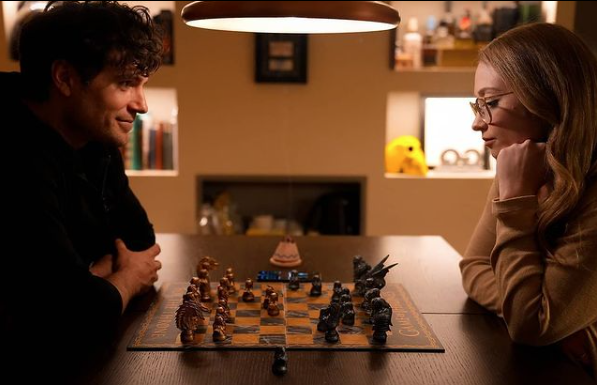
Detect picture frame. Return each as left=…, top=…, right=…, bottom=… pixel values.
left=255, top=33, right=308, bottom=84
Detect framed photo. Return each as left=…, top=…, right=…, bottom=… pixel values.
left=255, top=33, right=308, bottom=83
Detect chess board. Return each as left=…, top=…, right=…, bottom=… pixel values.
left=128, top=282, right=444, bottom=352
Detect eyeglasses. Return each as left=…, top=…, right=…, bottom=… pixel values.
left=469, top=91, right=513, bottom=124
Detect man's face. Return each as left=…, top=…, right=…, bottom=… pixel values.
left=67, top=65, right=148, bottom=147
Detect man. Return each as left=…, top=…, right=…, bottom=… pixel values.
left=1, top=1, right=164, bottom=379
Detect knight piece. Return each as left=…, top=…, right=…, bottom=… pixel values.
left=267, top=291, right=280, bottom=316
left=288, top=269, right=300, bottom=291
left=354, top=255, right=398, bottom=296
left=310, top=274, right=322, bottom=297
left=270, top=236, right=302, bottom=267
left=225, top=267, right=236, bottom=294
left=371, top=297, right=393, bottom=343
left=242, top=278, right=255, bottom=302
left=175, top=293, right=206, bottom=343
left=272, top=347, right=288, bottom=376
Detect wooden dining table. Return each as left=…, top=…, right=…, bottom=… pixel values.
left=80, top=234, right=593, bottom=384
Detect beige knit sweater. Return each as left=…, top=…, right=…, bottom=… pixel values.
left=460, top=178, right=597, bottom=378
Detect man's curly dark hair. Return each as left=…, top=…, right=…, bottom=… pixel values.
left=19, top=1, right=164, bottom=100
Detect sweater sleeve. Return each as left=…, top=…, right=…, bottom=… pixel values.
left=460, top=179, right=502, bottom=314
left=490, top=184, right=597, bottom=346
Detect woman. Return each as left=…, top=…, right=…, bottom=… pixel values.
left=460, top=22, right=597, bottom=378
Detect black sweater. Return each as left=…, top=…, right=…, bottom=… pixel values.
left=0, top=72, right=155, bottom=373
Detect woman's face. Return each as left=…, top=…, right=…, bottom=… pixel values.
left=472, top=62, right=547, bottom=158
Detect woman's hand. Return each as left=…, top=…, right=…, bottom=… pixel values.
left=497, top=139, right=547, bottom=200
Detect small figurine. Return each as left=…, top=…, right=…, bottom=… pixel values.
left=270, top=236, right=302, bottom=267
left=242, top=278, right=255, bottom=302
left=212, top=306, right=227, bottom=342
left=225, top=267, right=236, bottom=294
left=321, top=302, right=342, bottom=343
left=175, top=293, right=207, bottom=342
left=309, top=274, right=322, bottom=297
left=267, top=292, right=280, bottom=316
left=263, top=285, right=275, bottom=309
left=331, top=281, right=342, bottom=303
left=218, top=277, right=230, bottom=303
left=362, top=286, right=381, bottom=312
left=272, top=347, right=288, bottom=376
left=288, top=269, right=300, bottom=291
left=196, top=269, right=211, bottom=302
left=354, top=255, right=397, bottom=296
left=341, top=302, right=355, bottom=326
left=371, top=297, right=393, bottom=343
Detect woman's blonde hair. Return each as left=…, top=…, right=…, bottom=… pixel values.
left=480, top=23, right=597, bottom=260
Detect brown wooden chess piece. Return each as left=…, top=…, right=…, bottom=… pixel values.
left=225, top=267, right=236, bottom=294
left=197, top=269, right=211, bottom=302
left=212, top=306, right=227, bottom=342
left=267, top=292, right=280, bottom=316
left=175, top=293, right=206, bottom=343
left=263, top=285, right=275, bottom=309
left=242, top=278, right=255, bottom=302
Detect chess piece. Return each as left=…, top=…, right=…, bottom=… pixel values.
left=331, top=281, right=342, bottom=303
left=270, top=236, right=302, bottom=267
left=267, top=292, right=280, bottom=316
left=263, top=285, right=275, bottom=309
left=218, top=277, right=230, bottom=303
left=225, top=267, right=236, bottom=294
left=354, top=255, right=397, bottom=295
left=175, top=293, right=206, bottom=342
left=212, top=306, right=227, bottom=342
left=197, top=269, right=211, bottom=302
left=198, top=256, right=219, bottom=272
left=242, top=278, right=255, bottom=302
left=363, top=287, right=381, bottom=312
left=309, top=274, right=322, bottom=296
left=272, top=347, right=288, bottom=376
left=322, top=302, right=341, bottom=343
left=218, top=298, right=230, bottom=320
left=341, top=302, right=355, bottom=326
left=353, top=255, right=371, bottom=282
left=371, top=297, right=393, bottom=343
left=317, top=306, right=329, bottom=332
left=288, top=269, right=300, bottom=291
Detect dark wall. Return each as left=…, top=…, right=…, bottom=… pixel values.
left=574, top=2, right=597, bottom=57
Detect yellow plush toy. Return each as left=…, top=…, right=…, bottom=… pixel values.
left=385, top=135, right=428, bottom=176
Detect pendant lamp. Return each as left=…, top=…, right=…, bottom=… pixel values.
left=181, top=1, right=400, bottom=34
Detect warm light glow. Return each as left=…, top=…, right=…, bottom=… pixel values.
left=182, top=1, right=400, bottom=34
left=186, top=17, right=395, bottom=34
left=541, top=1, right=557, bottom=24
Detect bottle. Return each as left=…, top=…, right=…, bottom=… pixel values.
left=422, top=16, right=438, bottom=67
left=402, top=17, right=423, bottom=69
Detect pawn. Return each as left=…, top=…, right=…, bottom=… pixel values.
left=263, top=285, right=275, bottom=309
left=272, top=347, right=288, bottom=376
left=212, top=306, right=227, bottom=342
left=225, top=267, right=236, bottom=294
left=310, top=274, right=322, bottom=297
left=218, top=298, right=230, bottom=320
left=331, top=281, right=342, bottom=302
left=242, top=278, right=255, bottom=302
left=267, top=292, right=280, bottom=316
left=288, top=269, right=300, bottom=291
left=341, top=302, right=355, bottom=326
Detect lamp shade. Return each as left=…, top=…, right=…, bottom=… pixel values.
left=181, top=1, right=400, bottom=34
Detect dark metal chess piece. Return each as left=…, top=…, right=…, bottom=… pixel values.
left=331, top=281, right=342, bottom=303
left=322, top=302, right=342, bottom=343
left=353, top=255, right=371, bottom=282
left=317, top=306, right=329, bottom=332
left=242, top=278, right=255, bottom=302
left=371, top=297, right=393, bottom=343
left=272, top=347, right=288, bottom=375
left=309, top=274, right=322, bottom=296
left=354, top=255, right=398, bottom=296
left=340, top=294, right=352, bottom=305
left=341, top=301, right=355, bottom=326
left=362, top=286, right=380, bottom=312
left=288, top=269, right=300, bottom=291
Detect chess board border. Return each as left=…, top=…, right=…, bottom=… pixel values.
left=128, top=281, right=444, bottom=353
